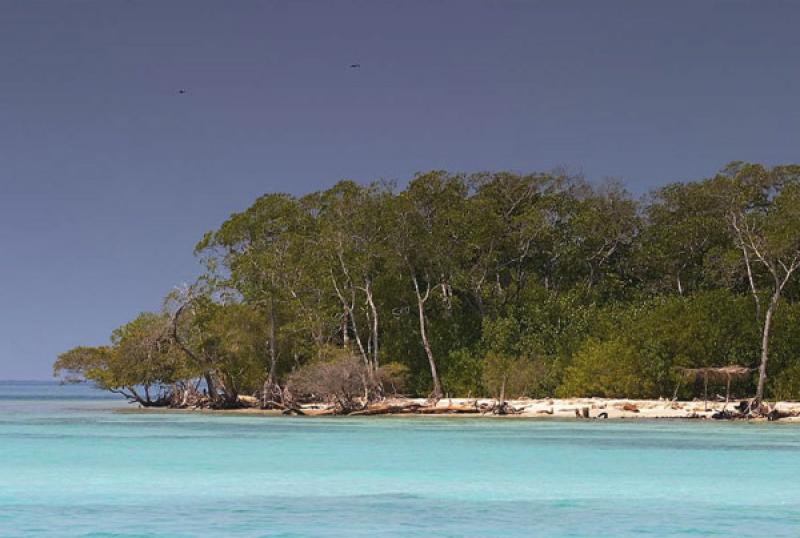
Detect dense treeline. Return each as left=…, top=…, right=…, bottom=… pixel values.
left=54, top=163, right=800, bottom=409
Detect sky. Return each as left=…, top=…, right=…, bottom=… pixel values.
left=1, top=1, right=798, bottom=379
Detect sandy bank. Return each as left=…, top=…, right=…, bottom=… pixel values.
left=117, top=397, right=800, bottom=421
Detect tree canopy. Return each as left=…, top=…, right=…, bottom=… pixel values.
left=55, top=164, right=800, bottom=408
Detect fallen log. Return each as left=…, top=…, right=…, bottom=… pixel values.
left=350, top=403, right=424, bottom=416
left=300, top=408, right=337, bottom=416
left=237, top=395, right=260, bottom=407
left=416, top=404, right=481, bottom=414
left=620, top=403, right=640, bottom=413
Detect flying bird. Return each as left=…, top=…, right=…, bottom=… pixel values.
left=350, top=64, right=360, bottom=68
left=178, top=89, right=186, bottom=94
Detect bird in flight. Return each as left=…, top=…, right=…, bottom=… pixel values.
left=350, top=64, right=360, bottom=68
left=178, top=89, right=186, bottom=94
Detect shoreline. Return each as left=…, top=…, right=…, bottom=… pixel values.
left=115, top=397, right=800, bottom=422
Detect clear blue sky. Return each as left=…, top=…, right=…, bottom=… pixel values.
left=1, top=1, right=798, bottom=379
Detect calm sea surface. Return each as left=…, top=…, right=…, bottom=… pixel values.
left=1, top=381, right=800, bottom=537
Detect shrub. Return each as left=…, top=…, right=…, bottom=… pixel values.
left=288, top=351, right=411, bottom=411
left=377, top=361, right=410, bottom=395
left=482, top=352, right=543, bottom=399
left=557, top=338, right=653, bottom=398
left=770, top=362, right=800, bottom=401
left=440, top=348, right=484, bottom=397
left=288, top=352, right=369, bottom=412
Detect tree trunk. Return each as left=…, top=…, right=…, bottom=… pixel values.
left=725, top=376, right=732, bottom=408
left=703, top=372, right=708, bottom=412
left=204, top=371, right=219, bottom=405
left=755, top=295, right=779, bottom=404
left=413, top=275, right=442, bottom=399
left=217, top=371, right=239, bottom=407
left=331, top=272, right=370, bottom=373
left=364, top=280, right=380, bottom=372
left=341, top=309, right=349, bottom=346
left=262, top=298, right=283, bottom=407
left=267, top=298, right=278, bottom=384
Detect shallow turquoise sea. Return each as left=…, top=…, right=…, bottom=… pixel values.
left=2, top=382, right=800, bottom=537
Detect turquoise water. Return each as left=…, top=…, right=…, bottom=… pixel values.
left=2, top=382, right=800, bottom=537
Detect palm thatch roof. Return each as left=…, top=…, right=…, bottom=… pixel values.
left=674, top=365, right=753, bottom=409
left=677, top=366, right=752, bottom=382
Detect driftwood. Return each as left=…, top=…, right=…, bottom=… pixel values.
left=766, top=408, right=798, bottom=421
left=712, top=400, right=800, bottom=420
left=238, top=395, right=259, bottom=407
left=573, top=407, right=591, bottom=418
left=350, top=403, right=424, bottom=415
left=299, top=408, right=338, bottom=416
left=417, top=404, right=481, bottom=414
left=349, top=401, right=484, bottom=415
left=479, top=400, right=523, bottom=415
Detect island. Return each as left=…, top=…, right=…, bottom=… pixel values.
left=55, top=164, right=800, bottom=421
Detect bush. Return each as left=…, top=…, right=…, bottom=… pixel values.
left=481, top=352, right=543, bottom=399
left=377, top=361, right=410, bottom=395
left=288, top=352, right=411, bottom=411
left=288, top=352, right=369, bottom=411
left=440, top=348, right=484, bottom=397
left=557, top=338, right=653, bottom=398
left=770, top=362, right=800, bottom=401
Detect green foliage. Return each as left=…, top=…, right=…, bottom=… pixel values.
left=558, top=338, right=649, bottom=398
left=54, top=313, right=190, bottom=405
left=377, top=362, right=411, bottom=395
left=57, top=164, right=800, bottom=403
left=558, top=291, right=762, bottom=398
left=771, top=363, right=800, bottom=401
left=440, top=348, right=484, bottom=397
left=54, top=346, right=115, bottom=386
left=482, top=352, right=543, bottom=399
left=481, top=286, right=599, bottom=396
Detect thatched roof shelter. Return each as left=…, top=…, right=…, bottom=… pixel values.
left=678, top=366, right=752, bottom=382
left=675, top=366, right=753, bottom=409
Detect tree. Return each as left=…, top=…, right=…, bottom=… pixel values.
left=168, top=288, right=267, bottom=407
left=55, top=164, right=800, bottom=408
left=567, top=180, right=640, bottom=298
left=287, top=349, right=410, bottom=413
left=482, top=352, right=542, bottom=403
left=195, top=193, right=307, bottom=402
left=388, top=172, right=470, bottom=399
left=316, top=181, right=393, bottom=382
left=639, top=181, right=730, bottom=295
left=723, top=164, right=800, bottom=405
left=465, top=171, right=572, bottom=313
left=54, top=313, right=190, bottom=406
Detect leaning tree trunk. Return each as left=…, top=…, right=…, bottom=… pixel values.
left=754, top=294, right=779, bottom=405
left=364, top=279, right=380, bottom=372
left=268, top=297, right=278, bottom=383
left=413, top=276, right=442, bottom=400
left=216, top=371, right=239, bottom=408
left=204, top=371, right=221, bottom=407
left=331, top=272, right=371, bottom=378
left=262, top=299, right=283, bottom=407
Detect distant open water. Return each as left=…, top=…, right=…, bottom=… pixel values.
left=1, top=381, right=800, bottom=537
